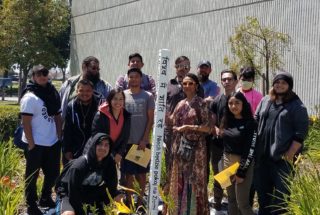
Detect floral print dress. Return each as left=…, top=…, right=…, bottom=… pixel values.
left=166, top=96, right=213, bottom=215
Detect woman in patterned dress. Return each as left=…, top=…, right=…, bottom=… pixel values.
left=166, top=73, right=213, bottom=215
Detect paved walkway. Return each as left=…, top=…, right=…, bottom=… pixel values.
left=0, top=96, right=18, bottom=102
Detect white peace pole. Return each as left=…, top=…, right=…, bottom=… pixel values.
left=148, top=49, right=170, bottom=215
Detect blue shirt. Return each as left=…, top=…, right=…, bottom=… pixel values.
left=201, top=80, right=220, bottom=98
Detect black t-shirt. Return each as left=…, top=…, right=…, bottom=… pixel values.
left=260, top=102, right=284, bottom=158
left=210, top=94, right=228, bottom=127
left=223, top=118, right=249, bottom=155
left=209, top=94, right=227, bottom=147
left=166, top=78, right=185, bottom=115
left=222, top=119, right=257, bottom=178
left=78, top=102, right=97, bottom=140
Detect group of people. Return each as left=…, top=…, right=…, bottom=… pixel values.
left=19, top=52, right=309, bottom=215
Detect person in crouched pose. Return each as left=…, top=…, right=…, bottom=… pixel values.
left=55, top=133, right=122, bottom=215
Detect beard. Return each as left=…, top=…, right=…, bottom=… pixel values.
left=84, top=72, right=100, bottom=85
left=198, top=73, right=209, bottom=83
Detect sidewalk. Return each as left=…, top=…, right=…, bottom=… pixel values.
left=0, top=96, right=18, bottom=102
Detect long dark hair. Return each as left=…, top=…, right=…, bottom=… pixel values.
left=183, top=73, right=202, bottom=94
left=269, top=87, right=297, bottom=103
left=106, top=89, right=125, bottom=115
left=220, top=91, right=253, bottom=130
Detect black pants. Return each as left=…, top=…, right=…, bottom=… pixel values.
left=24, top=142, right=61, bottom=207
left=254, top=158, right=292, bottom=215
left=207, top=137, right=224, bottom=208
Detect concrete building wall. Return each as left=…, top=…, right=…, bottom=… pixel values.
left=70, top=0, right=320, bottom=114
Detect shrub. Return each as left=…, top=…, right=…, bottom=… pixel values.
left=283, top=115, right=320, bottom=214
left=0, top=105, right=19, bottom=142
left=304, top=116, right=320, bottom=161
left=0, top=139, right=24, bottom=214
left=284, top=156, right=320, bottom=215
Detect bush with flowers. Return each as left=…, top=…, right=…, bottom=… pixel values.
left=0, top=139, right=24, bottom=214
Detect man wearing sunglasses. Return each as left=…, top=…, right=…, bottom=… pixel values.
left=20, top=65, right=62, bottom=214
left=209, top=69, right=238, bottom=214
left=60, top=56, right=113, bottom=119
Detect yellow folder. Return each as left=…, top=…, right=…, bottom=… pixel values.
left=214, top=162, right=240, bottom=189
left=125, top=144, right=151, bottom=168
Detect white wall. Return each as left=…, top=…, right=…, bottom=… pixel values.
left=70, top=0, right=320, bottom=113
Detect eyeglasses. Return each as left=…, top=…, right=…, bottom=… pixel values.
left=176, top=64, right=190, bottom=70
left=182, top=82, right=195, bottom=86
left=221, top=77, right=234, bottom=82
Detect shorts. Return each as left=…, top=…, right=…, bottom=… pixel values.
left=121, top=144, right=150, bottom=175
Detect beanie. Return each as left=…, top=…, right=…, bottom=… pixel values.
left=272, top=71, right=293, bottom=90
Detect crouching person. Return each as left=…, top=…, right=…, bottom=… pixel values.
left=55, top=133, right=122, bottom=215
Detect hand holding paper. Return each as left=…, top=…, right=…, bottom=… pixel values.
left=125, top=144, right=151, bottom=168
left=214, top=162, right=240, bottom=189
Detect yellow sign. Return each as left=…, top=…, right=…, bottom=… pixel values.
left=125, top=144, right=151, bottom=168
left=214, top=162, right=240, bottom=189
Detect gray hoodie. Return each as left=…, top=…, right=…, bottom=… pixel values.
left=255, top=95, right=309, bottom=161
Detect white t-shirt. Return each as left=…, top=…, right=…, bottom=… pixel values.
left=20, top=92, right=58, bottom=146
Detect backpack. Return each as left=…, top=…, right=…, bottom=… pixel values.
left=55, top=155, right=88, bottom=196
left=13, top=124, right=28, bottom=150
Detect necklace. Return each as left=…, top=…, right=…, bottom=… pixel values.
left=80, top=101, right=92, bottom=128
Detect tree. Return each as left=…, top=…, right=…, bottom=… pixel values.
left=224, top=16, right=291, bottom=95
left=0, top=0, right=70, bottom=100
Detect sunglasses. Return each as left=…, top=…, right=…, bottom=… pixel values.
left=176, top=64, right=190, bottom=70
left=182, top=82, right=195, bottom=86
left=34, top=71, right=49, bottom=77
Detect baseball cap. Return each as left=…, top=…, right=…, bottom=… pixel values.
left=197, top=60, right=211, bottom=68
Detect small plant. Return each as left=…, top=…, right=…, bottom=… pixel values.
left=0, top=139, right=24, bottom=214
left=104, top=186, right=145, bottom=214
left=0, top=177, right=24, bottom=215
left=283, top=155, right=320, bottom=215
left=305, top=115, right=320, bottom=161
left=158, top=185, right=175, bottom=214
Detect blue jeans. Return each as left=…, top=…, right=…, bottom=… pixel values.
left=254, top=158, right=293, bottom=215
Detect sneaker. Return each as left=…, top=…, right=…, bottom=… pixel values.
left=136, top=206, right=147, bottom=215
left=39, top=197, right=56, bottom=208
left=27, top=205, right=43, bottom=215
left=221, top=197, right=228, bottom=207
left=213, top=202, right=222, bottom=211
left=210, top=208, right=226, bottom=215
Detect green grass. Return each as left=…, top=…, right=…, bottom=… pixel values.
left=51, top=79, right=63, bottom=90
left=0, top=101, right=19, bottom=106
